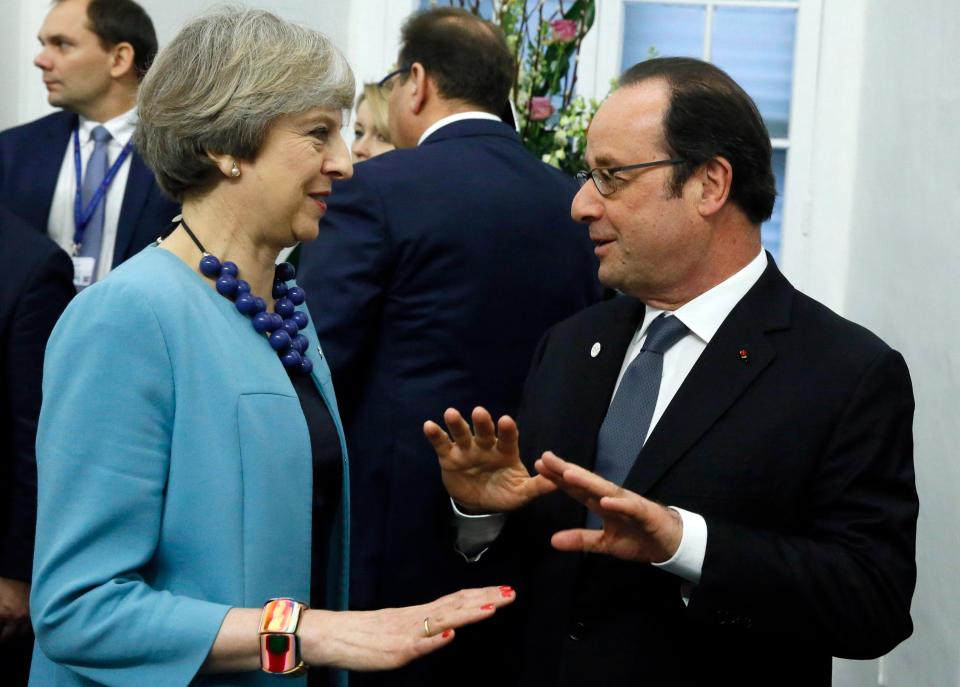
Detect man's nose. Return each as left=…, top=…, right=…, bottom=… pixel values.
left=34, top=47, right=53, bottom=71
left=571, top=182, right=604, bottom=224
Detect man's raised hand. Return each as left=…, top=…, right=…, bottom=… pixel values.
left=535, top=452, right=683, bottom=563
left=424, top=406, right=554, bottom=513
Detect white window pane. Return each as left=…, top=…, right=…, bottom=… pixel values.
left=621, top=3, right=706, bottom=72
left=712, top=7, right=797, bottom=139
left=762, top=148, right=787, bottom=261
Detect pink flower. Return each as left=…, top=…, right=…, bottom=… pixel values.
left=550, top=19, right=578, bottom=42
left=528, top=97, right=555, bottom=121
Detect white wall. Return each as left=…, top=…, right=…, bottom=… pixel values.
left=0, top=0, right=23, bottom=129
left=792, top=1, right=960, bottom=685
left=0, top=0, right=51, bottom=130
left=842, top=1, right=960, bottom=685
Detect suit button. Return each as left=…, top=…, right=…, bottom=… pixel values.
left=568, top=620, right=586, bottom=641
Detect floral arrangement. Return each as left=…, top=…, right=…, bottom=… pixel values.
left=438, top=0, right=600, bottom=174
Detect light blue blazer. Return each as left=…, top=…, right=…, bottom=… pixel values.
left=30, top=247, right=350, bottom=687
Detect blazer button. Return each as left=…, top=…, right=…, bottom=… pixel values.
left=568, top=620, right=586, bottom=641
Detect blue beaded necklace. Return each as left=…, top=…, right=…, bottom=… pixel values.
left=179, top=219, right=314, bottom=376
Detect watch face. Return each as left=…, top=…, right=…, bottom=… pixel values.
left=261, top=598, right=303, bottom=634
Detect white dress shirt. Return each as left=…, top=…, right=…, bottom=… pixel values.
left=417, top=111, right=502, bottom=146
left=455, top=249, right=769, bottom=587
left=47, top=108, right=138, bottom=283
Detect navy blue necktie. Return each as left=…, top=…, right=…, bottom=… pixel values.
left=78, top=125, right=112, bottom=282
left=588, top=314, right=689, bottom=527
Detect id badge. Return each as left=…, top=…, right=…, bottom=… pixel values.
left=72, top=256, right=96, bottom=288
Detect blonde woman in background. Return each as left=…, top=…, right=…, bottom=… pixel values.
left=351, top=84, right=395, bottom=161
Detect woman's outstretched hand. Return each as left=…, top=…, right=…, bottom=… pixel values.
left=301, top=585, right=516, bottom=671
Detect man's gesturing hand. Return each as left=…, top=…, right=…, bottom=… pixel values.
left=535, top=452, right=683, bottom=563
left=424, top=406, right=555, bottom=513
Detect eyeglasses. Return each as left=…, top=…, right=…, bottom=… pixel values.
left=576, top=158, right=685, bottom=196
left=377, top=65, right=411, bottom=92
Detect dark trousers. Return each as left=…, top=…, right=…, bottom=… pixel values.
left=0, top=629, right=34, bottom=686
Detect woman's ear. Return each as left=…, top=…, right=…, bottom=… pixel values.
left=206, top=151, right=240, bottom=179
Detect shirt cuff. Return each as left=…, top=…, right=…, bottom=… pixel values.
left=651, top=507, right=706, bottom=585
left=450, top=498, right=507, bottom=562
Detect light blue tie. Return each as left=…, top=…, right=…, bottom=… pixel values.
left=588, top=314, right=689, bottom=528
left=78, top=125, right=112, bottom=281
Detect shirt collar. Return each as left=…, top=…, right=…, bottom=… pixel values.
left=78, top=107, right=138, bottom=146
left=417, top=111, right=502, bottom=146
left=637, top=248, right=768, bottom=344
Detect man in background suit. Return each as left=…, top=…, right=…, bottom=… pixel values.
left=0, top=206, right=75, bottom=686
left=296, top=6, right=600, bottom=684
left=426, top=58, right=918, bottom=686
left=0, top=0, right=178, bottom=288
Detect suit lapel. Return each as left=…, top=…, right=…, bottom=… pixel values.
left=530, top=297, right=644, bottom=531
left=25, top=113, right=75, bottom=233
left=571, top=297, right=646, bottom=470
left=624, top=259, right=794, bottom=495
left=113, top=152, right=154, bottom=265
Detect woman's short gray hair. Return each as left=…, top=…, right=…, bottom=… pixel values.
left=135, top=6, right=355, bottom=200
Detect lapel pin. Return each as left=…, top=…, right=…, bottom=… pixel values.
left=590, top=342, right=601, bottom=358
left=738, top=348, right=749, bottom=363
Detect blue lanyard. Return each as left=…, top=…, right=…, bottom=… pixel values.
left=72, top=126, right=134, bottom=249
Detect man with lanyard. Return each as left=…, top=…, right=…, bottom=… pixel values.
left=0, top=2, right=175, bottom=681
left=0, top=0, right=178, bottom=290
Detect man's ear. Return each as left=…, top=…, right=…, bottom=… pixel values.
left=109, top=41, right=136, bottom=80
left=408, top=62, right=429, bottom=115
left=698, top=156, right=733, bottom=218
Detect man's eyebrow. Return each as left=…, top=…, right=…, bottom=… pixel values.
left=39, top=33, right=71, bottom=44
left=591, top=154, right=619, bottom=168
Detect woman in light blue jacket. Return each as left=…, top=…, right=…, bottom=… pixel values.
left=29, top=9, right=513, bottom=687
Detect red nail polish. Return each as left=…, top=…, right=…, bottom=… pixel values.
left=499, top=586, right=514, bottom=597
left=481, top=603, right=495, bottom=611
left=442, top=629, right=452, bottom=639
left=498, top=585, right=513, bottom=592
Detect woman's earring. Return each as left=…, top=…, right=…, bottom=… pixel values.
left=230, top=160, right=241, bottom=177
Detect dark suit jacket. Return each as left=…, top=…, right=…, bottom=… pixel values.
left=297, top=118, right=601, bottom=614
left=492, top=256, right=917, bottom=687
left=0, top=206, right=74, bottom=582
left=0, top=111, right=179, bottom=264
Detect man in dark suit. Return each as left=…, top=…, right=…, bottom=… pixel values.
left=0, top=206, right=75, bottom=685
left=296, top=3, right=600, bottom=666
left=426, top=58, right=918, bottom=686
left=0, top=0, right=177, bottom=288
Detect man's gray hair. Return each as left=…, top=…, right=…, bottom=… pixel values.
left=135, top=6, right=355, bottom=200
